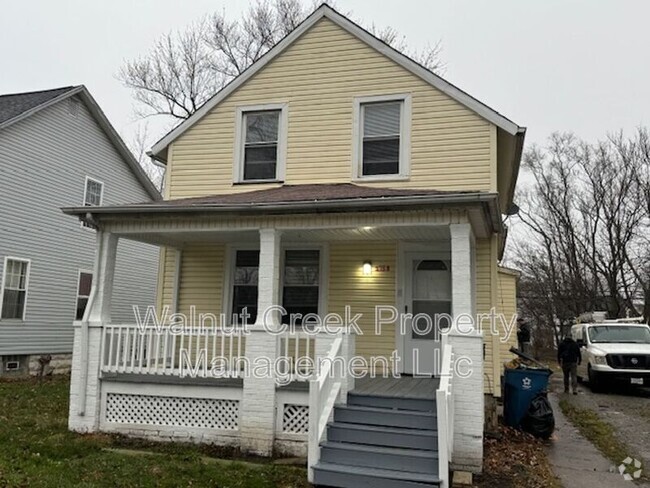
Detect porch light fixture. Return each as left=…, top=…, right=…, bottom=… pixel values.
left=362, top=260, right=373, bottom=276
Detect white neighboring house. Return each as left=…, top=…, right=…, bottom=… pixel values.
left=0, top=85, right=160, bottom=376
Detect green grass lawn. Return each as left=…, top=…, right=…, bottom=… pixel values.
left=0, top=376, right=309, bottom=487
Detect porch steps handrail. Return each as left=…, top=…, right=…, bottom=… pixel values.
left=307, top=331, right=348, bottom=482
left=436, top=343, right=455, bottom=488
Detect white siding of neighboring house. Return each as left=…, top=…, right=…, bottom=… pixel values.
left=0, top=94, right=158, bottom=355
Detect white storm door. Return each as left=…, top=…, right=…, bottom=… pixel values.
left=402, top=255, right=452, bottom=376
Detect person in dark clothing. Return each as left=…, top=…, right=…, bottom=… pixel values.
left=558, top=336, right=581, bottom=394
left=517, top=320, right=532, bottom=354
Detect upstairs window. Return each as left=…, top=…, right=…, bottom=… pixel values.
left=235, top=104, right=287, bottom=183
left=1, top=258, right=30, bottom=320
left=84, top=177, right=103, bottom=206
left=75, top=271, right=93, bottom=320
left=354, top=95, right=411, bottom=180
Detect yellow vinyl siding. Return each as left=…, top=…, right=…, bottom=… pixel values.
left=475, top=237, right=497, bottom=394
left=497, top=269, right=518, bottom=363
left=158, top=247, right=177, bottom=313
left=328, top=242, right=397, bottom=364
left=177, top=244, right=226, bottom=317
left=168, top=18, right=492, bottom=199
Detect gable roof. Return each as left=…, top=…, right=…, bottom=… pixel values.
left=0, top=86, right=77, bottom=128
left=0, top=85, right=160, bottom=200
left=150, top=3, right=525, bottom=163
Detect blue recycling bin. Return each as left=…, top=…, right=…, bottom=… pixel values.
left=503, top=367, right=552, bottom=427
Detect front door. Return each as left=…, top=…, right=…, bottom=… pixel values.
left=402, top=255, right=452, bottom=376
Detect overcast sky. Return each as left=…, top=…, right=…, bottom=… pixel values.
left=2, top=0, right=650, bottom=150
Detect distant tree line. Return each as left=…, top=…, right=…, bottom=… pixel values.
left=514, top=130, right=650, bottom=348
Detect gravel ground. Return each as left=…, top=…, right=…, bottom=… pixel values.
left=554, top=374, right=650, bottom=472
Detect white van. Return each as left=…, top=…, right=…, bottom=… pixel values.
left=571, top=321, right=650, bottom=392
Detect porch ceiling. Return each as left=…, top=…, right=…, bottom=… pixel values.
left=117, top=225, right=452, bottom=248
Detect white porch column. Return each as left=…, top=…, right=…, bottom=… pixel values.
left=448, top=223, right=484, bottom=473
left=240, top=228, right=282, bottom=455
left=69, top=231, right=118, bottom=433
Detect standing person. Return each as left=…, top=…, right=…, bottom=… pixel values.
left=558, top=336, right=581, bottom=394
left=517, top=319, right=532, bottom=354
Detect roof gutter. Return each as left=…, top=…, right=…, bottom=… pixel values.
left=62, top=192, right=503, bottom=233
left=507, top=127, right=527, bottom=208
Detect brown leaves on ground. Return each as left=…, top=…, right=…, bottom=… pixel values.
left=474, top=425, right=559, bottom=488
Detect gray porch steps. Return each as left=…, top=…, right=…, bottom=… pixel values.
left=347, top=392, right=435, bottom=412
left=313, top=463, right=441, bottom=488
left=320, top=441, right=438, bottom=474
left=333, top=404, right=436, bottom=429
left=313, top=392, right=441, bottom=487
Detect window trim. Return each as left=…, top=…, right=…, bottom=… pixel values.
left=233, top=103, right=288, bottom=184
left=82, top=176, right=104, bottom=230
left=222, top=243, right=328, bottom=326
left=0, top=256, right=31, bottom=322
left=352, top=93, right=412, bottom=182
left=75, top=269, right=93, bottom=321
left=83, top=176, right=104, bottom=206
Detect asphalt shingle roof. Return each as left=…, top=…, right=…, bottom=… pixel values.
left=140, top=183, right=475, bottom=207
left=0, top=86, right=77, bottom=127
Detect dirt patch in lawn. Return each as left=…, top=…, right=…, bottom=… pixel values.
left=474, top=425, right=560, bottom=488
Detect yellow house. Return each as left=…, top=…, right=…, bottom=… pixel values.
left=64, top=5, right=524, bottom=487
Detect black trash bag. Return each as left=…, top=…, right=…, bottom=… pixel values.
left=521, top=392, right=555, bottom=439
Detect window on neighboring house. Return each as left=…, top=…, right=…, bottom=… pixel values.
left=84, top=177, right=103, bottom=206
left=1, top=258, right=30, bottom=320
left=75, top=271, right=93, bottom=320
left=282, top=250, right=320, bottom=325
left=242, top=110, right=280, bottom=181
left=231, top=250, right=260, bottom=324
left=82, top=177, right=103, bottom=228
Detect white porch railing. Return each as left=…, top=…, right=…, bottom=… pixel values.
left=101, top=324, right=246, bottom=378
left=277, top=329, right=316, bottom=382
left=436, top=344, right=455, bottom=488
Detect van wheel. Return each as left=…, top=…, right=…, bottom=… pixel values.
left=588, top=365, right=604, bottom=393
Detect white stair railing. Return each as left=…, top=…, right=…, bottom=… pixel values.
left=307, top=330, right=354, bottom=482
left=436, top=344, right=455, bottom=488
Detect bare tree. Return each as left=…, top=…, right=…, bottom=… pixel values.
left=119, top=0, right=444, bottom=122
left=127, top=123, right=165, bottom=192
left=514, top=131, right=650, bottom=347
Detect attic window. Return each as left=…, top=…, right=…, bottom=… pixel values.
left=235, top=104, right=288, bottom=183
left=354, top=94, right=411, bottom=180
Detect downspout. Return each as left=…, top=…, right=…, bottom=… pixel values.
left=77, top=229, right=104, bottom=416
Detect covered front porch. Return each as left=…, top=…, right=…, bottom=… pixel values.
left=64, top=186, right=493, bottom=484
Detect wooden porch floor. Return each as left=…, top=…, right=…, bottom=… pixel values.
left=352, top=376, right=440, bottom=399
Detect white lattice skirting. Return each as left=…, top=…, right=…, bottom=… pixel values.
left=105, top=393, right=240, bottom=430
left=282, top=404, right=309, bottom=434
